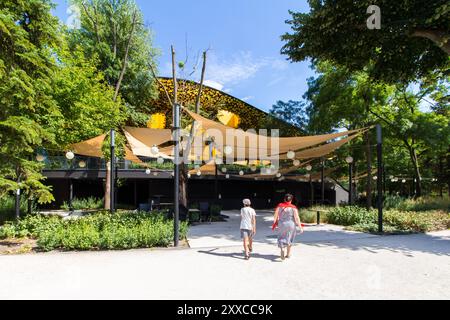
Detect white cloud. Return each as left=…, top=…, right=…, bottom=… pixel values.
left=267, top=76, right=285, bottom=87
left=204, top=51, right=289, bottom=91
left=205, top=51, right=263, bottom=86
left=203, top=80, right=224, bottom=91
left=241, top=96, right=254, bottom=101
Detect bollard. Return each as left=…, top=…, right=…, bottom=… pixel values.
left=317, top=211, right=320, bottom=225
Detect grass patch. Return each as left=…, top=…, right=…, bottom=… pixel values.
left=0, top=211, right=189, bottom=252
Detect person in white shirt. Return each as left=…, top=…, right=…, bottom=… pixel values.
left=240, top=199, right=256, bottom=260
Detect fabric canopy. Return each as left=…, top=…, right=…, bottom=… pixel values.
left=71, top=134, right=106, bottom=158
left=189, top=160, right=217, bottom=175
left=70, top=133, right=143, bottom=164
left=124, top=129, right=173, bottom=159
left=183, top=108, right=366, bottom=159
left=280, top=130, right=367, bottom=160
left=123, top=127, right=172, bottom=149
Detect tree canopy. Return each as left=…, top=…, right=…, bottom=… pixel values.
left=281, top=0, right=450, bottom=83
left=69, top=0, right=159, bottom=125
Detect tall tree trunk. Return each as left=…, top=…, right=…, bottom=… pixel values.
left=114, top=10, right=137, bottom=101
left=405, top=143, right=422, bottom=198
left=438, top=157, right=443, bottom=197
left=180, top=51, right=207, bottom=209
left=365, top=131, right=372, bottom=210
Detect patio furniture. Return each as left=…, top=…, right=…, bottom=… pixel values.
left=199, top=202, right=211, bottom=222
left=138, top=203, right=151, bottom=212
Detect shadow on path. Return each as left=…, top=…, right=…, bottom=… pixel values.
left=298, top=229, right=450, bottom=257
left=197, top=248, right=281, bottom=262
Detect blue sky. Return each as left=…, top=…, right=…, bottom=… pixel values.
left=52, top=0, right=315, bottom=112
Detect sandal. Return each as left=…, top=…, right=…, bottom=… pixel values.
left=280, top=250, right=285, bottom=260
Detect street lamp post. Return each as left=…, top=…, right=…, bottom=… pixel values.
left=321, top=158, right=325, bottom=205
left=110, top=129, right=115, bottom=213
left=306, top=165, right=313, bottom=207
left=173, top=103, right=181, bottom=247
left=346, top=156, right=354, bottom=205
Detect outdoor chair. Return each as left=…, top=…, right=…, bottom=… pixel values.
left=138, top=203, right=151, bottom=212
left=150, top=197, right=160, bottom=210
left=199, top=202, right=211, bottom=222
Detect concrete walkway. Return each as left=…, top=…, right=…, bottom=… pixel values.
left=188, top=210, right=378, bottom=249
left=0, top=210, right=449, bottom=299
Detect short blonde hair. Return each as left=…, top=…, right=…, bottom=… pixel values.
left=242, top=199, right=251, bottom=206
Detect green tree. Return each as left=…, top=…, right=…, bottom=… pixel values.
left=69, top=0, right=159, bottom=124
left=281, top=0, right=449, bottom=83
left=269, top=100, right=308, bottom=132
left=51, top=41, right=126, bottom=146
left=303, top=62, right=450, bottom=198
left=0, top=0, right=62, bottom=204
left=68, top=0, right=159, bottom=209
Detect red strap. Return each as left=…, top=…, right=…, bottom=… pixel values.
left=277, top=202, right=297, bottom=209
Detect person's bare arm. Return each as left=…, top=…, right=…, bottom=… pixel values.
left=273, top=207, right=279, bottom=222
left=252, top=213, right=256, bottom=234
left=295, top=209, right=304, bottom=233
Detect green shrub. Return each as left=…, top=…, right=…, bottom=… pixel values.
left=61, top=197, right=104, bottom=211
left=1, top=211, right=189, bottom=252
left=0, top=196, right=37, bottom=225
left=327, top=206, right=377, bottom=226
left=327, top=205, right=450, bottom=233
left=347, top=223, right=399, bottom=234
left=384, top=196, right=450, bottom=212
left=210, top=204, right=222, bottom=216
left=298, top=209, right=328, bottom=224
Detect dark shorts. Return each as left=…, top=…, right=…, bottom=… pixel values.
left=240, top=229, right=254, bottom=239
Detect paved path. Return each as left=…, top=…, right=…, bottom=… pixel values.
left=0, top=210, right=449, bottom=300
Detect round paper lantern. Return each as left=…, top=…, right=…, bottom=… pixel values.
left=287, top=150, right=295, bottom=159
left=65, top=151, right=74, bottom=160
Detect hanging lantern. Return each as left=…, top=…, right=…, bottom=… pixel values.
left=250, top=165, right=257, bottom=172
left=145, top=168, right=151, bottom=175
left=78, top=160, right=86, bottom=168
left=306, top=165, right=312, bottom=171
left=157, top=157, right=164, bottom=164
left=276, top=173, right=282, bottom=178
left=221, top=167, right=227, bottom=173
left=150, top=145, right=159, bottom=155
left=196, top=170, right=202, bottom=176
left=239, top=170, right=244, bottom=176
left=287, top=150, right=295, bottom=159
left=36, top=154, right=45, bottom=162
left=225, top=174, right=230, bottom=179
left=293, top=160, right=300, bottom=166
left=65, top=151, right=75, bottom=160
left=224, top=145, right=233, bottom=155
